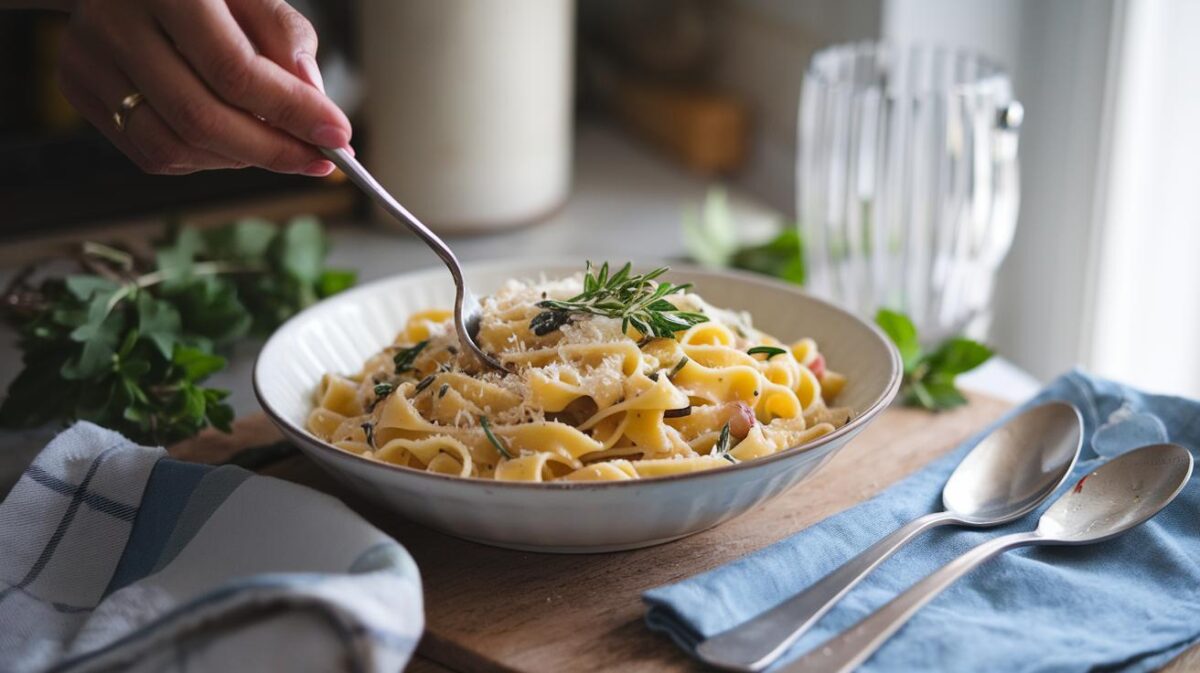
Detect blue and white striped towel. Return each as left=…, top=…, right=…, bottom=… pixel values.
left=0, top=422, right=423, bottom=673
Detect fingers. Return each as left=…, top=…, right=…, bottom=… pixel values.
left=57, top=29, right=239, bottom=175
left=153, top=0, right=351, bottom=149
left=75, top=0, right=332, bottom=176
left=227, top=0, right=323, bottom=91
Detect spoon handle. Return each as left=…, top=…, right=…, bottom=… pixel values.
left=696, top=511, right=959, bottom=672
left=780, top=532, right=1040, bottom=673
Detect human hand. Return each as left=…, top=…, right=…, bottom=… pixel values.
left=53, top=0, right=350, bottom=176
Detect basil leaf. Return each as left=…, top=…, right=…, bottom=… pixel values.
left=874, top=308, right=921, bottom=372
left=924, top=337, right=993, bottom=376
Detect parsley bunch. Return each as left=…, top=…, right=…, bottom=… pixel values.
left=0, top=216, right=354, bottom=445
left=530, top=262, right=709, bottom=339
left=874, top=309, right=993, bottom=411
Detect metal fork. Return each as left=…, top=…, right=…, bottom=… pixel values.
left=321, top=147, right=506, bottom=372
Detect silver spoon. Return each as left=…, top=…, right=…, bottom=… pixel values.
left=784, top=442, right=1194, bottom=673
left=320, top=147, right=506, bottom=372
left=697, top=401, right=1083, bottom=672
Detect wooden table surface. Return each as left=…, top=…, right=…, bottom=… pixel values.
left=171, top=395, right=1199, bottom=672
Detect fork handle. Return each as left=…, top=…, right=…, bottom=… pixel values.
left=321, top=147, right=504, bottom=370
left=320, top=147, right=464, bottom=277
left=696, top=511, right=959, bottom=672
left=780, top=532, right=1039, bottom=673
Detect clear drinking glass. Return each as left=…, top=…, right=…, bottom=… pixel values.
left=798, top=42, right=1023, bottom=342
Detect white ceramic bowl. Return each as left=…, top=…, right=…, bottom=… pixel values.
left=254, top=260, right=901, bottom=553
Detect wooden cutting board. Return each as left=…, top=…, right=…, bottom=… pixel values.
left=169, top=396, right=1199, bottom=673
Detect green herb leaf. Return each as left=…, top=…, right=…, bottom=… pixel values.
left=393, top=340, right=428, bottom=374
left=279, top=215, right=325, bottom=284
left=374, top=382, right=395, bottom=398
left=730, top=228, right=806, bottom=286
left=62, top=296, right=125, bottom=380
left=712, top=422, right=735, bottom=462
left=530, top=308, right=572, bottom=336
left=154, top=226, right=203, bottom=288
left=747, top=346, right=787, bottom=359
left=874, top=308, right=921, bottom=372
left=172, top=344, right=226, bottom=381
left=480, top=416, right=513, bottom=459
left=205, top=390, right=235, bottom=432
left=137, top=293, right=182, bottom=359
left=164, top=275, right=251, bottom=347
left=318, top=269, right=357, bottom=298
left=924, top=338, right=994, bottom=376
left=413, top=374, right=436, bottom=395
left=202, top=218, right=276, bottom=261
left=669, top=355, right=689, bottom=378
left=919, top=377, right=969, bottom=410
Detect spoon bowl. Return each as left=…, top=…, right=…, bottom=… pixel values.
left=942, top=401, right=1083, bottom=525
left=1036, top=442, right=1194, bottom=544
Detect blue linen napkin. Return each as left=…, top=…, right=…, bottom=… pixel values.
left=644, top=369, right=1200, bottom=672
left=0, top=422, right=423, bottom=673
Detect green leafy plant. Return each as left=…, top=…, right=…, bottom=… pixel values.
left=530, top=262, right=709, bottom=339
left=874, top=309, right=994, bottom=411
left=0, top=216, right=355, bottom=445
left=682, top=187, right=805, bottom=285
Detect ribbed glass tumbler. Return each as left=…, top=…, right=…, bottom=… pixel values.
left=798, top=42, right=1023, bottom=342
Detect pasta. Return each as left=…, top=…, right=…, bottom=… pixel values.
left=306, top=267, right=851, bottom=482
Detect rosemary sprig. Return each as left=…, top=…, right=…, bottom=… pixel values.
left=479, top=416, right=513, bottom=459
left=530, top=262, right=709, bottom=338
left=712, top=422, right=736, bottom=463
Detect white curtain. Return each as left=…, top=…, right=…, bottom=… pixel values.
left=1084, top=0, right=1200, bottom=397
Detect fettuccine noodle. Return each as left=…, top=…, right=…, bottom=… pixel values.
left=306, top=273, right=850, bottom=482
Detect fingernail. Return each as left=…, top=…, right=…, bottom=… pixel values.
left=296, top=51, right=325, bottom=93
left=347, top=145, right=356, bottom=157
left=303, top=159, right=335, bottom=176
left=311, top=123, right=349, bottom=149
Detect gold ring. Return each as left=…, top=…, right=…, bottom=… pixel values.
left=112, top=92, right=145, bottom=132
